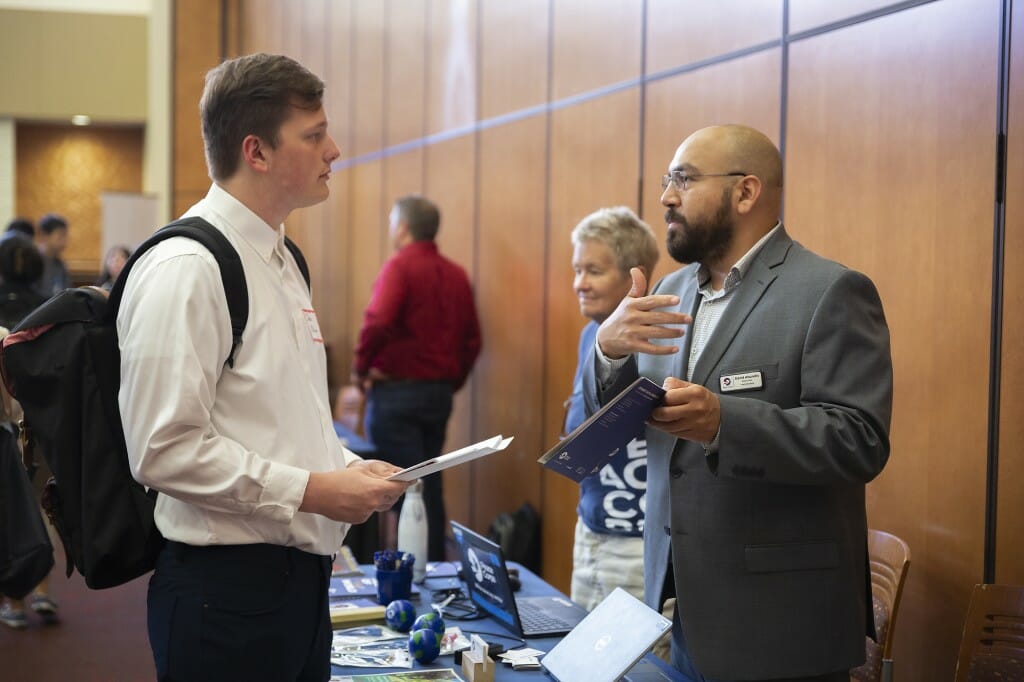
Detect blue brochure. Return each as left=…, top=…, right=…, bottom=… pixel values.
left=538, top=377, right=666, bottom=482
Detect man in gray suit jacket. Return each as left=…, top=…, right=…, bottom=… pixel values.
left=583, top=125, right=892, bottom=682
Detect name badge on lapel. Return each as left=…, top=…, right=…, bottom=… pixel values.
left=719, top=370, right=763, bottom=393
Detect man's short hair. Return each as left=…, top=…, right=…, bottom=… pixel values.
left=394, top=196, right=441, bottom=241
left=200, top=53, right=325, bottom=182
left=5, top=218, right=35, bottom=238
left=38, top=213, right=68, bottom=235
left=0, top=232, right=44, bottom=283
left=571, top=206, right=659, bottom=277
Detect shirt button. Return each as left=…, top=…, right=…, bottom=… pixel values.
left=663, top=525, right=671, bottom=536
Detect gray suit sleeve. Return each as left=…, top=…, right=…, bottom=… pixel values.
left=715, top=269, right=893, bottom=485
left=581, top=347, right=639, bottom=418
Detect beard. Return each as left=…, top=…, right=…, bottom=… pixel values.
left=665, top=187, right=734, bottom=265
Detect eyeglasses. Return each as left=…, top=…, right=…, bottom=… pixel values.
left=661, top=170, right=747, bottom=192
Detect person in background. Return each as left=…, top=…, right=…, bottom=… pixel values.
left=564, top=206, right=658, bottom=611
left=96, top=244, right=131, bottom=291
left=2, top=217, right=35, bottom=243
left=353, top=195, right=482, bottom=562
left=332, top=384, right=375, bottom=456
left=583, top=124, right=892, bottom=681
left=33, top=213, right=71, bottom=298
left=0, top=235, right=47, bottom=330
left=0, top=238, right=58, bottom=629
left=117, top=53, right=410, bottom=682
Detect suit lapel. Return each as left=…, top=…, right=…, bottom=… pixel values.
left=689, top=228, right=793, bottom=388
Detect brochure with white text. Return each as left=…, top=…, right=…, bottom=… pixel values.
left=538, top=377, right=665, bottom=482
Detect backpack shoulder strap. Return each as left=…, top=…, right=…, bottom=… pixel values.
left=109, top=216, right=249, bottom=368
left=283, top=236, right=311, bottom=291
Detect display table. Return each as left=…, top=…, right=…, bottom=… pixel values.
left=329, top=562, right=681, bottom=681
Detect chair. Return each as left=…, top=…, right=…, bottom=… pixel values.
left=954, top=583, right=1024, bottom=682
left=850, top=529, right=911, bottom=682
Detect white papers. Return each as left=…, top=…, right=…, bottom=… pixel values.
left=386, top=435, right=514, bottom=481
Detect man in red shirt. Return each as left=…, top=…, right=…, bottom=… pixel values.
left=354, top=195, right=482, bottom=560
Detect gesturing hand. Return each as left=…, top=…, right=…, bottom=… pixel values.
left=596, top=268, right=692, bottom=359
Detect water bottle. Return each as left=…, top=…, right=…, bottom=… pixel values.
left=396, top=480, right=428, bottom=583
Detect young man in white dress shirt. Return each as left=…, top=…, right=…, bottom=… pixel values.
left=117, top=53, right=410, bottom=682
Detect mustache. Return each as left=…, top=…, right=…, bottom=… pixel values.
left=665, top=208, right=685, bottom=224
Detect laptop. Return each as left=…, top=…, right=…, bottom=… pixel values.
left=450, top=521, right=588, bottom=637
left=541, top=587, right=674, bottom=682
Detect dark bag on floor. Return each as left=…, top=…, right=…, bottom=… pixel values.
left=0, top=217, right=310, bottom=589
left=0, top=424, right=54, bottom=599
left=488, top=502, right=541, bottom=573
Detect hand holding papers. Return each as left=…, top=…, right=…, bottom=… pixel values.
left=538, top=377, right=665, bottom=482
left=386, top=435, right=514, bottom=481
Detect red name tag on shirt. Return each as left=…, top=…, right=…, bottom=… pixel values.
left=302, top=309, right=323, bottom=343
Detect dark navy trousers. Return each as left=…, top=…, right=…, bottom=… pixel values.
left=148, top=541, right=332, bottom=682
left=365, top=380, right=454, bottom=561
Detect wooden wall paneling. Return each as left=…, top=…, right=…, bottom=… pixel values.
left=173, top=191, right=206, bottom=220
left=541, top=88, right=644, bottom=592
left=424, top=134, right=479, bottom=531
left=15, top=124, right=144, bottom=272
left=223, top=0, right=241, bottom=58
left=645, top=0, right=781, bottom=76
left=385, top=0, right=427, bottom=146
left=382, top=149, right=426, bottom=212
left=996, top=0, right=1024, bottom=585
left=352, top=0, right=386, bottom=157
left=173, top=0, right=223, bottom=217
left=426, top=0, right=478, bottom=136
left=472, top=116, right=548, bottom=535
left=642, top=49, right=781, bottom=257
left=478, top=0, right=550, bottom=120
left=326, top=0, right=354, bottom=156
left=321, top=0, right=354, bottom=378
left=320, top=166, right=352, bottom=389
left=237, top=0, right=280, bottom=53
left=346, top=160, right=387, bottom=363
left=789, top=0, right=911, bottom=35
left=550, top=0, right=642, bottom=101
left=282, top=0, right=331, bottom=283
left=785, top=1, right=1001, bottom=679
left=368, top=147, right=426, bottom=377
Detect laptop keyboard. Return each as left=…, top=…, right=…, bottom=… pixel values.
left=517, top=598, right=573, bottom=632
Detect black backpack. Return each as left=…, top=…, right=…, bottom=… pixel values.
left=0, top=216, right=309, bottom=589
left=488, top=502, right=541, bottom=573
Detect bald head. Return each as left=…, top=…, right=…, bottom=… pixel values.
left=675, top=124, right=783, bottom=214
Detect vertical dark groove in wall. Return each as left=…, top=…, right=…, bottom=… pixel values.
left=637, top=0, right=648, bottom=217
left=219, top=0, right=228, bottom=60
left=380, top=1, right=390, bottom=258
left=984, top=0, right=1012, bottom=585
left=421, top=0, right=430, bottom=186
left=778, top=0, right=789, bottom=222
left=470, top=0, right=483, bottom=515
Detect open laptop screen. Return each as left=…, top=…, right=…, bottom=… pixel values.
left=450, top=521, right=521, bottom=632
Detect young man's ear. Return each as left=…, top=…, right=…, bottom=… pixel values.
left=240, top=134, right=270, bottom=173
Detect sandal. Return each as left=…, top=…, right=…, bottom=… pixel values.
left=29, top=594, right=59, bottom=624
left=0, top=602, right=28, bottom=629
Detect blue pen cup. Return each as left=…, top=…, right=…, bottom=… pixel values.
left=376, top=567, right=413, bottom=604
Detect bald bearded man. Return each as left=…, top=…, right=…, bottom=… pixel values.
left=582, top=125, right=893, bottom=682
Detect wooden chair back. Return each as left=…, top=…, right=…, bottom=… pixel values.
left=954, top=583, right=1024, bottom=682
left=850, top=529, right=911, bottom=682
